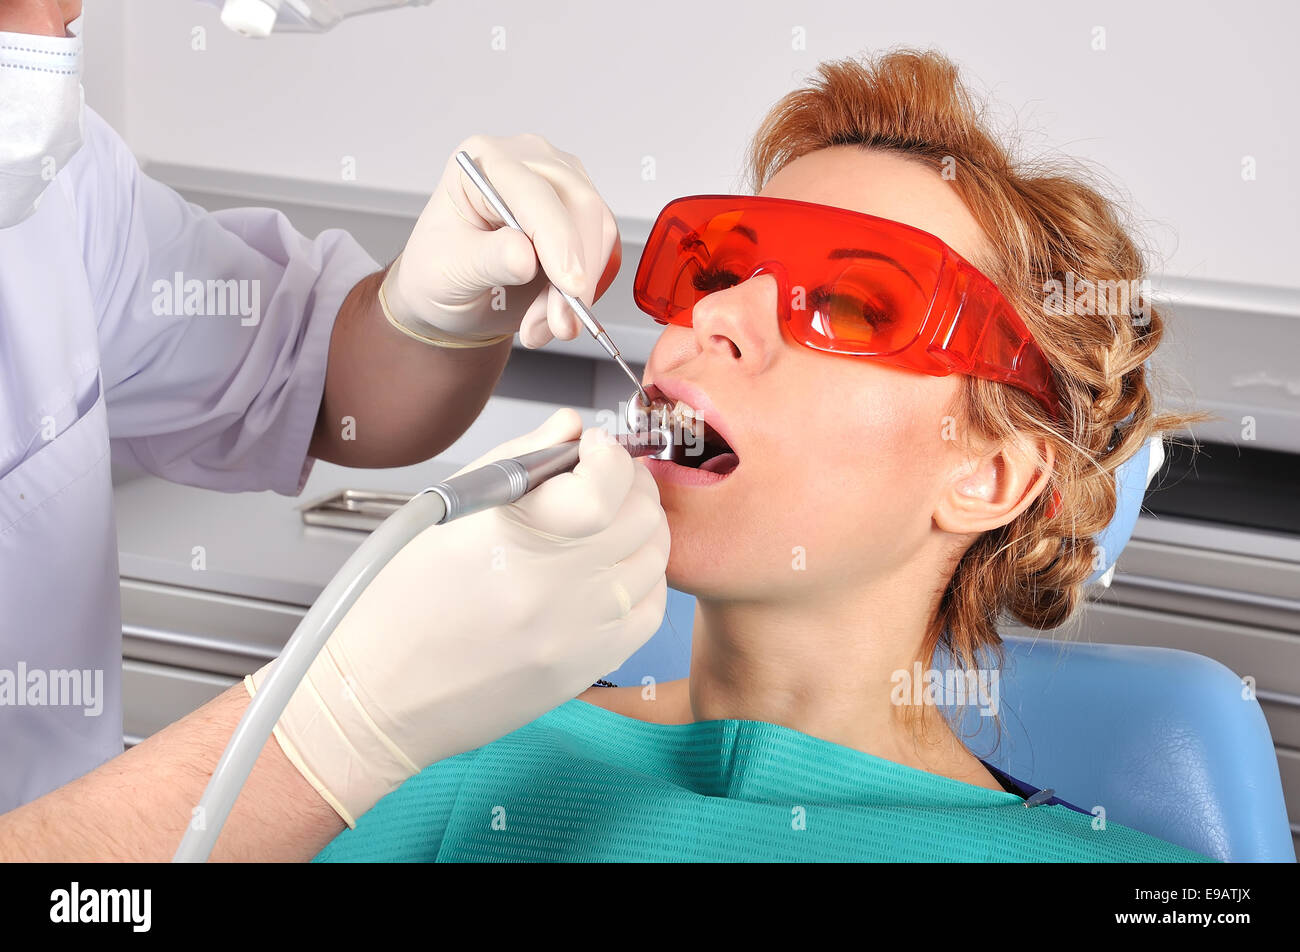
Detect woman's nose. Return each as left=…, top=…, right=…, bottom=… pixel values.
left=689, top=273, right=783, bottom=373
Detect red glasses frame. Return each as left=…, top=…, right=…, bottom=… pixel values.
left=632, top=194, right=1062, bottom=419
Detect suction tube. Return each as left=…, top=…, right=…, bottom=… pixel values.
left=173, top=431, right=667, bottom=861
left=172, top=489, right=448, bottom=862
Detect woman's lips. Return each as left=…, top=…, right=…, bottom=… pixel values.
left=645, top=378, right=740, bottom=456
left=643, top=456, right=736, bottom=486
left=640, top=376, right=741, bottom=487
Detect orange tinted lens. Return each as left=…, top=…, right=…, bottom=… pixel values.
left=636, top=198, right=944, bottom=348
left=634, top=201, right=763, bottom=324
left=796, top=257, right=938, bottom=356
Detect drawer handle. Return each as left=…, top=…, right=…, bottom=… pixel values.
left=1256, top=688, right=1300, bottom=710
left=1115, top=572, right=1300, bottom=614
left=122, top=623, right=279, bottom=662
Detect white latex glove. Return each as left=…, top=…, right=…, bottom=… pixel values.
left=380, top=134, right=623, bottom=349
left=246, top=409, right=668, bottom=826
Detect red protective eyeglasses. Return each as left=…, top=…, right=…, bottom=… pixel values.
left=632, top=194, right=1062, bottom=420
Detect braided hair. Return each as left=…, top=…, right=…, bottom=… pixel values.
left=747, top=50, right=1204, bottom=686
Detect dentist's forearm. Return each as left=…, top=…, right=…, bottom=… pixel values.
left=0, top=684, right=344, bottom=862
left=310, top=268, right=512, bottom=467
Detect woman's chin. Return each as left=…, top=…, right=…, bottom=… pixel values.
left=653, top=466, right=765, bottom=598
left=664, top=535, right=716, bottom=598
left=664, top=529, right=752, bottom=601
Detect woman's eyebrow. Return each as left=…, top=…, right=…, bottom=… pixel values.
left=827, top=248, right=925, bottom=292
left=723, top=224, right=760, bottom=243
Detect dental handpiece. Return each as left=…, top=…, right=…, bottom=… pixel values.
left=424, top=430, right=673, bottom=525
left=453, top=150, right=650, bottom=408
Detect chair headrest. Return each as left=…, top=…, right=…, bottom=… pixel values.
left=1087, top=435, right=1164, bottom=587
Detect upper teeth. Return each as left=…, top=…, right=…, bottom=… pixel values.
left=638, top=397, right=703, bottom=438
left=668, top=400, right=696, bottom=423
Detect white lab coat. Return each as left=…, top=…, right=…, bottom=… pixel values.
left=0, top=109, right=378, bottom=813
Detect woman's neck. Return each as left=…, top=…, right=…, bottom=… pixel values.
left=685, top=576, right=989, bottom=783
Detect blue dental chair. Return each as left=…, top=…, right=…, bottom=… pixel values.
left=606, top=438, right=1295, bottom=862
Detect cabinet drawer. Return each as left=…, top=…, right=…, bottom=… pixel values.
left=121, top=659, right=238, bottom=746
left=1110, top=538, right=1300, bottom=634
left=121, top=577, right=305, bottom=676
left=1259, top=701, right=1300, bottom=752
left=1275, top=747, right=1300, bottom=837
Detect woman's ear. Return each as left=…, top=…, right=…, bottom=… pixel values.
left=934, top=436, right=1055, bottom=535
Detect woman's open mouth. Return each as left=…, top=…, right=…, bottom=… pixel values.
left=639, top=381, right=741, bottom=485
left=682, top=415, right=740, bottom=475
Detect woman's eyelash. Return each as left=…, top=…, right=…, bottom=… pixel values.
left=692, top=266, right=743, bottom=292
left=687, top=274, right=896, bottom=328
left=807, top=286, right=894, bottom=326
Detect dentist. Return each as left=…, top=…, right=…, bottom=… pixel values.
left=0, top=1, right=668, bottom=859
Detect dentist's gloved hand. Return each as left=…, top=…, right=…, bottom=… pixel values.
left=246, top=409, right=669, bottom=826
left=380, top=134, right=622, bottom=349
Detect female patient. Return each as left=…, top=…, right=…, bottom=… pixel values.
left=316, top=50, right=1210, bottom=862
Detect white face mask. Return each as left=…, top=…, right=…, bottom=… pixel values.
left=0, top=15, right=85, bottom=229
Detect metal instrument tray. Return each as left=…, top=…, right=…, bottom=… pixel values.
left=298, top=489, right=414, bottom=532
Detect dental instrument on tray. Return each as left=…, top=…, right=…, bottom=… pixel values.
left=453, top=150, right=652, bottom=410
